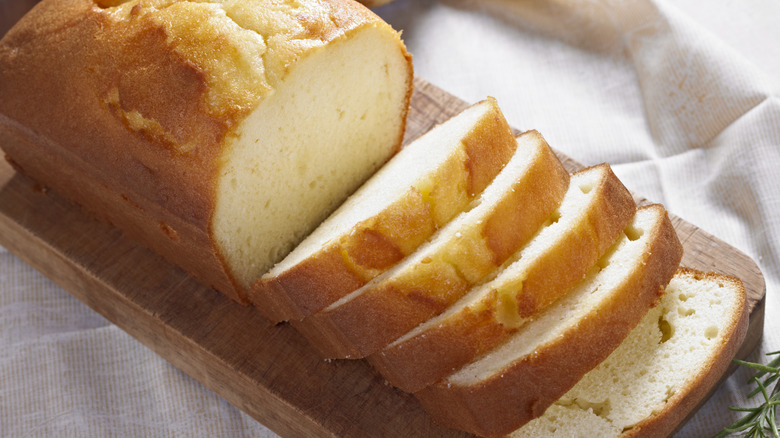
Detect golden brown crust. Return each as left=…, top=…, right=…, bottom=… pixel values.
left=0, top=114, right=239, bottom=298
left=0, top=0, right=239, bottom=297
left=415, top=205, right=684, bottom=437
left=459, top=107, right=519, bottom=201
left=1, top=0, right=222, bottom=224
left=515, top=164, right=637, bottom=317
left=369, top=164, right=636, bottom=390
left=292, top=260, right=473, bottom=359
left=292, top=131, right=570, bottom=359
left=0, top=0, right=411, bottom=304
left=252, top=99, right=516, bottom=322
left=481, top=132, right=569, bottom=266
left=621, top=268, right=748, bottom=438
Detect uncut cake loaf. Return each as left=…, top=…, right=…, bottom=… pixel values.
left=0, top=0, right=413, bottom=304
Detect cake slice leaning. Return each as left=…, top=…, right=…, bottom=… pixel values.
left=251, top=98, right=517, bottom=322
left=415, top=204, right=683, bottom=437
left=368, top=164, right=635, bottom=387
left=511, top=268, right=748, bottom=438
left=293, top=130, right=570, bottom=358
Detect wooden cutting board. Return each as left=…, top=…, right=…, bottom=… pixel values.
left=0, top=77, right=765, bottom=437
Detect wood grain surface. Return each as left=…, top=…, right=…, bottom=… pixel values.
left=0, top=78, right=765, bottom=437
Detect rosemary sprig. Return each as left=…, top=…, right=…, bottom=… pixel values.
left=715, top=351, right=780, bottom=438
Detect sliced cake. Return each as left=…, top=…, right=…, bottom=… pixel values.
left=415, top=205, right=683, bottom=436
left=293, top=130, right=570, bottom=358
left=370, top=164, right=635, bottom=384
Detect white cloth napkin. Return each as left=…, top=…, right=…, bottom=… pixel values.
left=1, top=0, right=779, bottom=436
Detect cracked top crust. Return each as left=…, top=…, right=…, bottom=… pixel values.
left=96, top=0, right=380, bottom=120
left=0, top=0, right=392, bottom=224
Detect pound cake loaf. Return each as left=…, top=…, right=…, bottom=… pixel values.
left=252, top=98, right=517, bottom=322
left=0, top=0, right=412, bottom=303
left=415, top=205, right=683, bottom=436
left=512, top=268, right=748, bottom=438
left=293, top=130, right=569, bottom=359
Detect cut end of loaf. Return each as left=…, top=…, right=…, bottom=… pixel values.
left=212, top=23, right=412, bottom=289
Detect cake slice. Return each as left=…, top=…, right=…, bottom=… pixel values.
left=293, top=130, right=570, bottom=358
left=366, top=164, right=635, bottom=376
left=251, top=98, right=517, bottom=322
left=510, top=268, right=748, bottom=438
left=372, top=203, right=681, bottom=393
left=415, top=205, right=683, bottom=436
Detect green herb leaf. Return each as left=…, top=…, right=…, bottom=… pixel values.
left=718, top=353, right=780, bottom=438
